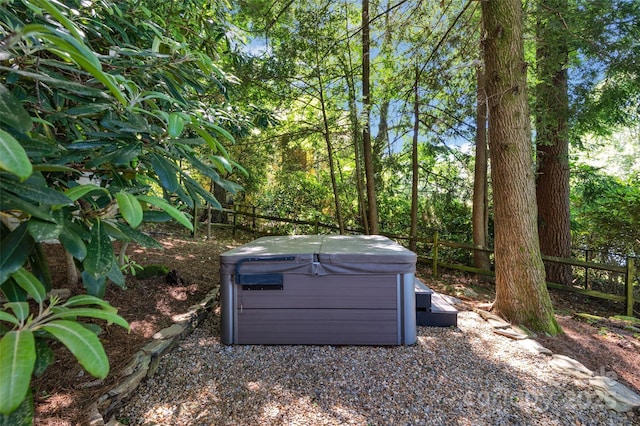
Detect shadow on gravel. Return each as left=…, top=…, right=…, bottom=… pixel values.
left=112, top=310, right=630, bottom=425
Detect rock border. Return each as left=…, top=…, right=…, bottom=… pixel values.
left=86, top=287, right=219, bottom=426
left=474, top=308, right=640, bottom=413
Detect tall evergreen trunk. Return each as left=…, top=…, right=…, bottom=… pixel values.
left=535, top=0, right=572, bottom=285
left=362, top=0, right=379, bottom=234
left=482, top=0, right=561, bottom=334
left=472, top=66, right=491, bottom=272
left=409, top=67, right=420, bottom=252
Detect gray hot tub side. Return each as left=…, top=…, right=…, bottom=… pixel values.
left=219, top=235, right=417, bottom=346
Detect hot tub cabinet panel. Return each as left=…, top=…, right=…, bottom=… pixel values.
left=220, top=235, right=417, bottom=346
left=236, top=309, right=399, bottom=345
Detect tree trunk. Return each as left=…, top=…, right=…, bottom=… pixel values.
left=362, top=0, right=379, bottom=234
left=535, top=0, right=572, bottom=285
left=482, top=0, right=561, bottom=334
left=409, top=67, right=420, bottom=252
left=65, top=251, right=79, bottom=286
left=317, top=67, right=345, bottom=234
left=472, top=66, right=491, bottom=273
left=340, top=45, right=368, bottom=233
left=373, top=0, right=393, bottom=189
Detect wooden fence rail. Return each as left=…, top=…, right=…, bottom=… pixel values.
left=196, top=204, right=638, bottom=317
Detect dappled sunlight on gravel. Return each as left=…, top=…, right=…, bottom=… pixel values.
left=115, top=311, right=637, bottom=425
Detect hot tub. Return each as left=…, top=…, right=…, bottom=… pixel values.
left=219, top=235, right=417, bottom=345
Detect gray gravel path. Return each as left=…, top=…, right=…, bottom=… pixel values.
left=113, top=311, right=638, bottom=425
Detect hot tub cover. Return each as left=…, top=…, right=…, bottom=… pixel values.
left=220, top=235, right=416, bottom=275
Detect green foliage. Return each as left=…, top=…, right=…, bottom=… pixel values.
left=0, top=270, right=128, bottom=418
left=571, top=165, right=640, bottom=255
left=571, top=0, right=640, bottom=137
left=255, top=170, right=333, bottom=223
left=0, top=0, right=249, bottom=416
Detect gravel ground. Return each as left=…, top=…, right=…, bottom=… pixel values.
left=113, top=311, right=638, bottom=425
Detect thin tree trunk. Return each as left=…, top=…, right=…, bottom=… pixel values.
left=472, top=66, right=491, bottom=272
left=342, top=1, right=368, bottom=234
left=372, top=0, right=393, bottom=187
left=482, top=0, right=561, bottom=334
left=362, top=0, right=379, bottom=234
left=409, top=67, right=420, bottom=252
left=535, top=0, right=572, bottom=285
left=316, top=66, right=345, bottom=234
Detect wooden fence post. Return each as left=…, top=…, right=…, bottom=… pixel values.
left=432, top=231, right=439, bottom=278
left=252, top=205, right=256, bottom=229
left=585, top=248, right=591, bottom=289
left=207, top=204, right=212, bottom=240
left=314, top=215, right=319, bottom=235
left=626, top=256, right=636, bottom=317
left=192, top=206, right=198, bottom=239
left=231, top=205, right=237, bottom=237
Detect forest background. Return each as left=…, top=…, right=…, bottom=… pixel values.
left=0, top=0, right=639, bottom=421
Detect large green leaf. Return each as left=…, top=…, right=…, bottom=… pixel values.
left=40, top=320, right=109, bottom=379
left=47, top=308, right=129, bottom=329
left=0, top=280, right=27, bottom=303
left=81, top=270, right=106, bottom=298
left=106, top=257, right=125, bottom=288
left=142, top=210, right=172, bottom=223
left=65, top=104, right=111, bottom=117
left=20, top=24, right=127, bottom=105
left=0, top=330, right=36, bottom=415
left=64, top=184, right=109, bottom=202
left=58, top=226, right=87, bottom=261
left=0, top=191, right=53, bottom=221
left=181, top=174, right=222, bottom=209
left=27, top=218, right=63, bottom=242
left=85, top=143, right=140, bottom=167
left=115, top=191, right=143, bottom=228
left=0, top=175, right=72, bottom=205
left=0, top=84, right=32, bottom=132
left=150, top=154, right=179, bottom=192
left=33, top=339, right=55, bottom=378
left=83, top=221, right=113, bottom=278
left=210, top=155, right=233, bottom=173
left=27, top=243, right=51, bottom=292
left=0, top=390, right=33, bottom=426
left=138, top=195, right=193, bottom=231
left=28, top=0, right=85, bottom=41
left=63, top=294, right=117, bottom=311
left=193, top=126, right=224, bottom=154
left=0, top=129, right=32, bottom=181
left=177, top=147, right=220, bottom=182
left=4, top=303, right=29, bottom=323
left=0, top=67, right=108, bottom=98
left=113, top=222, right=162, bottom=248
left=0, top=312, right=19, bottom=327
left=10, top=268, right=46, bottom=304
left=167, top=112, right=185, bottom=138
left=0, top=223, right=34, bottom=284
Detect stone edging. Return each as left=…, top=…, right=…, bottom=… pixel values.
left=87, top=287, right=219, bottom=426
left=474, top=308, right=640, bottom=413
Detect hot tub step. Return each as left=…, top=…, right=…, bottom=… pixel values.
left=414, top=279, right=433, bottom=309
left=415, top=279, right=458, bottom=327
